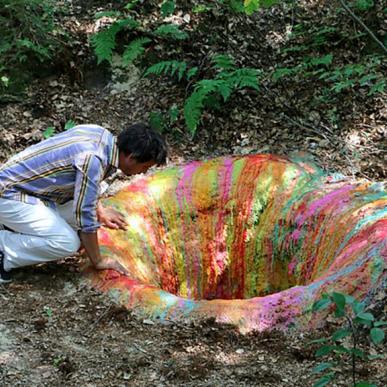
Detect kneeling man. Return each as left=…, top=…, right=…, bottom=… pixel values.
left=0, top=123, right=167, bottom=283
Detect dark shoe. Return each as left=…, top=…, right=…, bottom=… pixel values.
left=0, top=251, right=11, bottom=283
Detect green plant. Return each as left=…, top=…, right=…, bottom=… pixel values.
left=90, top=1, right=285, bottom=136
left=122, top=37, right=152, bottom=65
left=52, top=355, right=65, bottom=367
left=144, top=60, right=197, bottom=81
left=319, top=55, right=385, bottom=95
left=0, top=0, right=63, bottom=95
left=149, top=104, right=179, bottom=133
left=91, top=16, right=140, bottom=64
left=161, top=0, right=176, bottom=16
left=153, top=24, right=189, bottom=40
left=43, top=126, right=55, bottom=139
left=90, top=4, right=190, bottom=66
left=43, top=120, right=76, bottom=139
left=145, top=54, right=261, bottom=135
left=184, top=55, right=261, bottom=134
left=311, top=292, right=386, bottom=387
left=43, top=305, right=53, bottom=318
left=353, top=0, right=374, bottom=12
left=242, top=0, right=279, bottom=15
left=64, top=120, right=76, bottom=130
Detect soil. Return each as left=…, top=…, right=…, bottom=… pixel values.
left=0, top=1, right=386, bottom=386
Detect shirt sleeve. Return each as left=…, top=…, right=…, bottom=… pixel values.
left=73, top=153, right=104, bottom=233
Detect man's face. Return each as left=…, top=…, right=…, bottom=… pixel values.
left=119, top=153, right=156, bottom=176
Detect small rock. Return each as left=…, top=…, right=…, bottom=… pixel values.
left=143, top=319, right=155, bottom=325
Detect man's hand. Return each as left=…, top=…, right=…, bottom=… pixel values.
left=80, top=231, right=128, bottom=276
left=95, top=258, right=129, bottom=276
left=97, top=203, right=127, bottom=230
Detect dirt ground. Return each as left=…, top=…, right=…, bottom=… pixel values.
left=1, top=1, right=386, bottom=385
left=1, top=261, right=386, bottom=387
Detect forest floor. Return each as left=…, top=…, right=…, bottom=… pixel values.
left=0, top=0, right=386, bottom=386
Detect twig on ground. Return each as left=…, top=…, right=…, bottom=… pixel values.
left=338, top=0, right=387, bottom=54
left=0, top=283, right=12, bottom=296
left=84, top=303, right=113, bottom=339
left=133, top=342, right=149, bottom=354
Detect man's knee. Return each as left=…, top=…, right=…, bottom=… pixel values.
left=47, top=230, right=81, bottom=257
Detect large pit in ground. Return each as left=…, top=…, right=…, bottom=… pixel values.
left=91, top=155, right=386, bottom=331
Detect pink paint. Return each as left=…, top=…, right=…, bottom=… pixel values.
left=296, top=184, right=354, bottom=225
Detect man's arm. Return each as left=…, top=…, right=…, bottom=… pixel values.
left=73, top=153, right=127, bottom=274
left=80, top=231, right=128, bottom=274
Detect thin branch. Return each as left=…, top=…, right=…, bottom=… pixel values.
left=338, top=0, right=387, bottom=54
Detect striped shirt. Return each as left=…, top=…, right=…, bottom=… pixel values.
left=0, top=125, right=119, bottom=233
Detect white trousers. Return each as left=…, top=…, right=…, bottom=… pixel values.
left=0, top=198, right=81, bottom=271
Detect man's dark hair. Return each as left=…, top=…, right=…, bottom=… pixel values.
left=117, top=123, right=167, bottom=165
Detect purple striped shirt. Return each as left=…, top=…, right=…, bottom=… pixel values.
left=0, top=125, right=119, bottom=232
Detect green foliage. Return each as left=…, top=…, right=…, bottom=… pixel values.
left=64, top=120, right=76, bottom=130
left=183, top=55, right=260, bottom=134
left=91, top=18, right=139, bottom=64
left=122, top=38, right=151, bottom=65
left=0, top=0, right=63, bottom=95
left=192, top=5, right=212, bottom=13
left=353, top=0, right=374, bottom=11
left=1, top=75, right=9, bottom=88
left=144, top=54, right=260, bottom=134
left=43, top=305, right=53, bottom=318
left=43, top=126, right=55, bottom=139
left=153, top=24, right=189, bottom=40
left=216, top=0, right=279, bottom=14
left=311, top=292, right=386, bottom=387
left=276, top=16, right=385, bottom=110
left=89, top=1, right=281, bottom=136
left=43, top=120, right=76, bottom=139
left=149, top=105, right=179, bottom=133
left=319, top=56, right=385, bottom=95
left=161, top=0, right=176, bottom=17
left=273, top=50, right=384, bottom=97
left=212, top=54, right=236, bottom=71
left=243, top=0, right=279, bottom=14
left=125, top=0, right=141, bottom=11
left=144, top=60, right=188, bottom=81
left=91, top=12, right=188, bottom=67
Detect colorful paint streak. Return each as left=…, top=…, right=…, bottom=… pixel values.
left=89, top=154, right=387, bottom=332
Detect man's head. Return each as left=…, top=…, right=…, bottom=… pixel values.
left=117, top=123, right=167, bottom=176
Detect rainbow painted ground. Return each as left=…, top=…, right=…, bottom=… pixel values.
left=89, top=154, right=386, bottom=332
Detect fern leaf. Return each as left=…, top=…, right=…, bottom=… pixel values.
left=144, top=60, right=188, bottom=80
left=187, top=67, right=198, bottom=80
left=161, top=0, right=176, bottom=16
left=174, top=61, right=187, bottom=81
left=216, top=81, right=233, bottom=101
left=91, top=29, right=116, bottom=64
left=116, top=17, right=140, bottom=30
left=154, top=24, right=188, bottom=40
left=185, top=80, right=222, bottom=134
left=144, top=61, right=171, bottom=77
left=91, top=18, right=139, bottom=64
left=125, top=0, right=141, bottom=10
left=122, top=37, right=151, bottom=65
left=193, top=79, right=224, bottom=93
left=231, top=68, right=261, bottom=90
left=184, top=89, right=205, bottom=135
left=244, top=0, right=260, bottom=15
left=212, top=54, right=235, bottom=71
